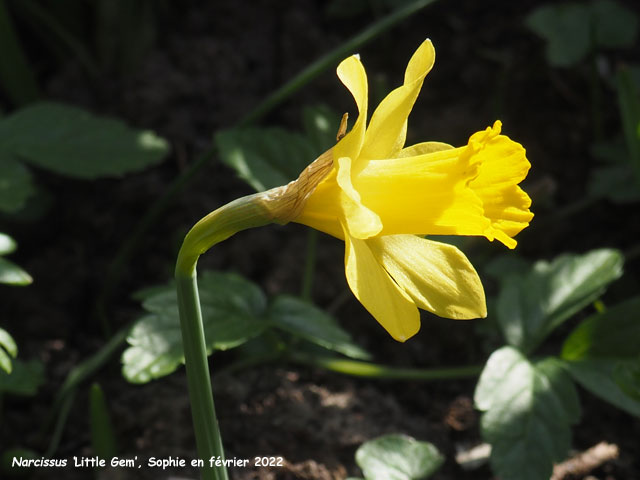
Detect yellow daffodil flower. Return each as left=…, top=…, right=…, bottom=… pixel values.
left=175, top=39, right=533, bottom=479
left=287, top=38, right=533, bottom=341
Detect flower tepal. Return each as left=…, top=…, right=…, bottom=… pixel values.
left=290, top=38, right=533, bottom=341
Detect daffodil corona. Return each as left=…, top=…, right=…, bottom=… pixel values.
left=283, top=39, right=532, bottom=341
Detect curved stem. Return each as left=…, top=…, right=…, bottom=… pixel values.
left=175, top=192, right=276, bottom=479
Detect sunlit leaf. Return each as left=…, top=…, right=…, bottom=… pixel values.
left=475, top=347, right=580, bottom=480
left=563, top=358, right=640, bottom=417
left=0, top=358, right=44, bottom=396
left=0, top=102, right=169, bottom=179
left=0, top=328, right=17, bottom=358
left=0, top=257, right=32, bottom=285
left=355, top=434, right=444, bottom=480
left=0, top=327, right=17, bottom=374
left=216, top=127, right=316, bottom=192
left=0, top=233, right=17, bottom=255
left=0, top=155, right=36, bottom=213
left=268, top=295, right=371, bottom=360
left=496, top=249, right=623, bottom=353
left=122, top=272, right=268, bottom=383
left=561, top=296, right=640, bottom=360
left=560, top=296, right=640, bottom=414
left=0, top=349, right=10, bottom=375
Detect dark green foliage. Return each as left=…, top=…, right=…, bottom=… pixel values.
left=475, top=348, right=580, bottom=480
left=526, top=0, right=638, bottom=67
left=0, top=102, right=169, bottom=213
left=123, top=271, right=368, bottom=384
left=495, top=249, right=623, bottom=353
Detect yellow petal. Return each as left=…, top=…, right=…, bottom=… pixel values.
left=292, top=167, right=344, bottom=239
left=360, top=39, right=436, bottom=160
left=335, top=156, right=382, bottom=239
left=293, top=154, right=383, bottom=240
left=368, top=235, right=487, bottom=319
left=353, top=146, right=491, bottom=236
left=335, top=54, right=368, bottom=161
left=467, top=121, right=534, bottom=248
left=344, top=227, right=420, bottom=341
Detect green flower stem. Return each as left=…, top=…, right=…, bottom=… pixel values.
left=175, top=193, right=276, bottom=480
left=176, top=271, right=225, bottom=480
left=290, top=351, right=483, bottom=381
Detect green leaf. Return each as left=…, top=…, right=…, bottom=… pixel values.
left=562, top=296, right=640, bottom=360
left=613, top=358, right=640, bottom=401
left=475, top=347, right=580, bottom=480
left=526, top=1, right=638, bottom=67
left=216, top=127, right=317, bottom=192
left=355, top=434, right=444, bottom=480
left=496, top=249, right=623, bottom=353
left=122, top=272, right=268, bottom=383
left=0, top=257, right=32, bottom=285
left=0, top=102, right=169, bottom=179
left=563, top=358, right=640, bottom=417
left=89, top=383, right=118, bottom=459
left=0, top=232, right=17, bottom=255
left=561, top=296, right=640, bottom=415
left=591, top=0, right=638, bottom=49
left=0, top=327, right=16, bottom=358
left=0, top=327, right=17, bottom=373
left=588, top=164, right=640, bottom=203
left=525, top=3, right=591, bottom=67
left=268, top=295, right=371, bottom=360
left=0, top=155, right=36, bottom=213
left=0, top=348, right=11, bottom=375
left=0, top=358, right=44, bottom=395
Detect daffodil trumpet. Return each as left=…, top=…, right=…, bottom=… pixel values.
left=175, top=38, right=532, bottom=478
